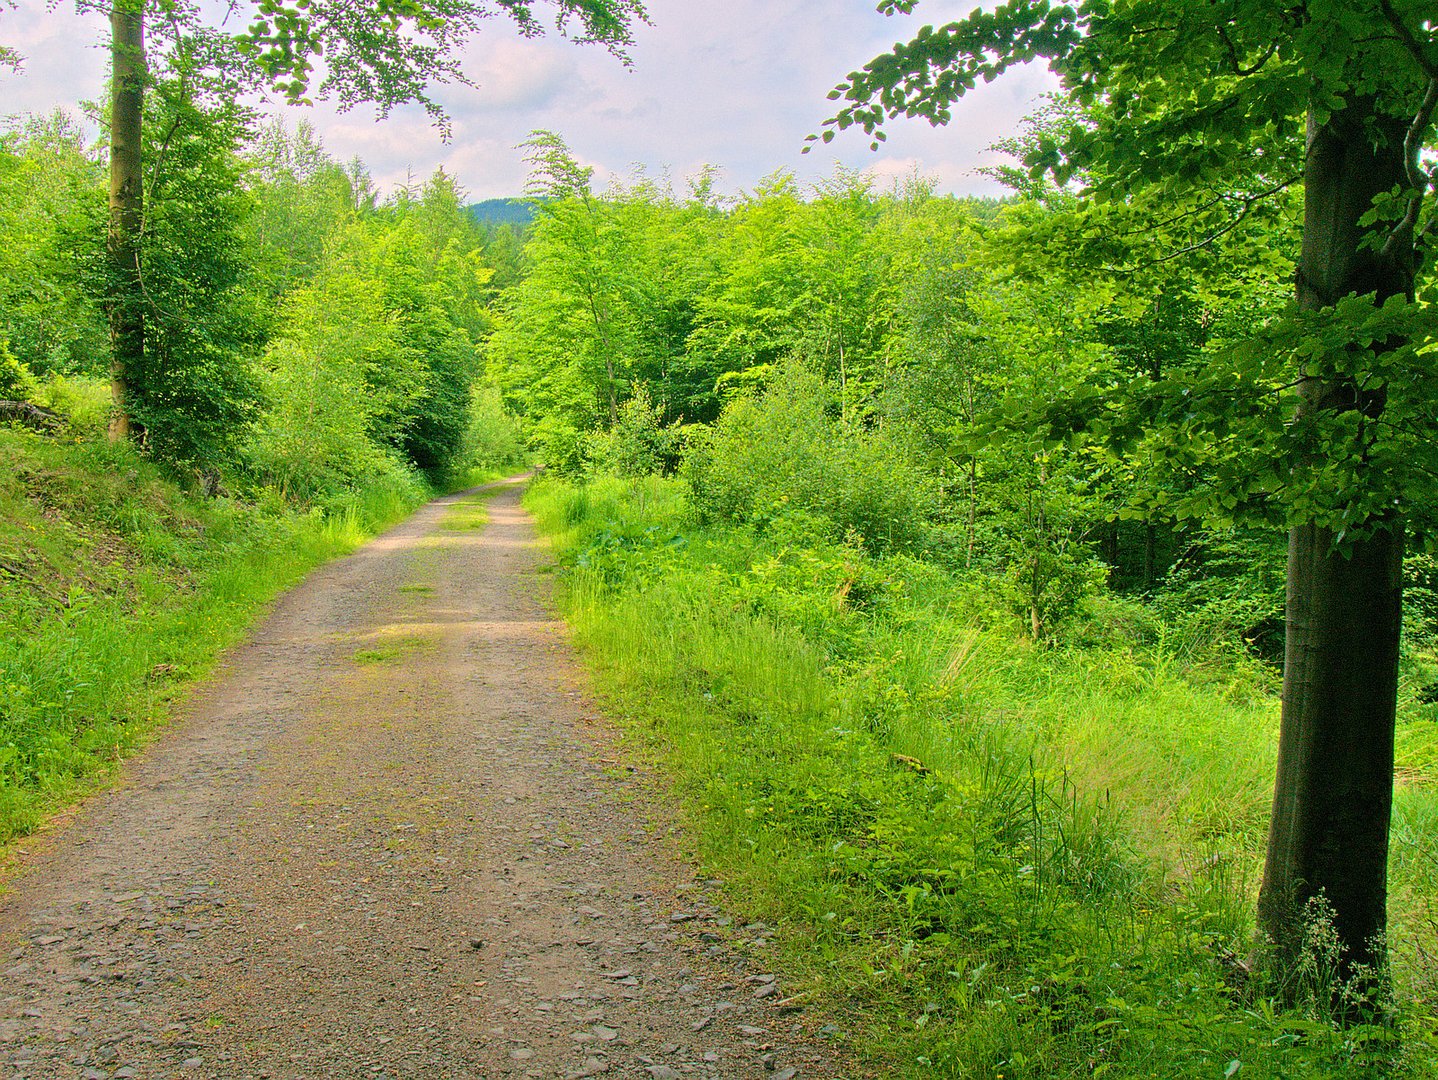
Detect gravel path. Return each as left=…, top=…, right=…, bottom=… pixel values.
left=0, top=479, right=840, bottom=1080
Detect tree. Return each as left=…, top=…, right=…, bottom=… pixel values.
left=77, top=0, right=648, bottom=448
left=244, top=119, right=361, bottom=300
left=0, top=111, right=108, bottom=383
left=124, top=72, right=264, bottom=468
left=819, top=0, right=1437, bottom=1002
left=249, top=265, right=403, bottom=499
left=683, top=169, right=903, bottom=423
left=872, top=190, right=992, bottom=561
left=106, top=0, right=144, bottom=440
left=247, top=167, right=496, bottom=492
left=491, top=134, right=720, bottom=466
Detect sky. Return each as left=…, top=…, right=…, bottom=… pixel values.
left=0, top=0, right=1059, bottom=200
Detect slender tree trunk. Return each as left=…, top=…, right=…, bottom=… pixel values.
left=1100, top=522, right=1118, bottom=572
left=107, top=0, right=145, bottom=442
left=1142, top=523, right=1156, bottom=590
left=1142, top=331, right=1163, bottom=591
left=1258, top=101, right=1412, bottom=998
left=965, top=458, right=978, bottom=568
left=583, top=285, right=617, bottom=425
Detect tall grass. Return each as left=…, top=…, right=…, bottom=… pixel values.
left=528, top=473, right=1438, bottom=1078
left=0, top=429, right=429, bottom=839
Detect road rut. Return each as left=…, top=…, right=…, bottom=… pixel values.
left=0, top=480, right=838, bottom=1080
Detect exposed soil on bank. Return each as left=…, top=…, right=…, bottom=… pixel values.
left=0, top=479, right=842, bottom=1080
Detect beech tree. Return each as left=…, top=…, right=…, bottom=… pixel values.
left=80, top=0, right=648, bottom=445
left=818, top=0, right=1437, bottom=1000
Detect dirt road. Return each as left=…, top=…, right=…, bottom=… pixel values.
left=0, top=480, right=837, bottom=1079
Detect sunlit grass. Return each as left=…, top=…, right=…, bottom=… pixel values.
left=0, top=429, right=429, bottom=841
left=528, top=472, right=1438, bottom=1078
left=440, top=489, right=498, bottom=532
left=352, top=634, right=434, bottom=665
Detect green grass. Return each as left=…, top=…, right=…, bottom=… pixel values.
left=440, top=489, right=499, bottom=532
left=352, top=635, right=433, bottom=665
left=527, top=473, right=1438, bottom=1079
left=0, top=427, right=430, bottom=841
left=444, top=463, right=525, bottom=494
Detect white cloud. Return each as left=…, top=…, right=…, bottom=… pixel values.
left=0, top=6, right=106, bottom=120
left=465, top=37, right=579, bottom=111
left=1, top=0, right=1059, bottom=200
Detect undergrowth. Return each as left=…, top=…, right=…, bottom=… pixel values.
left=528, top=473, right=1438, bottom=1079
left=0, top=426, right=429, bottom=841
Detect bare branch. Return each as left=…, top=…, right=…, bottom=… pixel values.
left=1402, top=79, right=1438, bottom=193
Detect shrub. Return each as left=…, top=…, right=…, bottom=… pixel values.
left=584, top=384, right=683, bottom=477
left=0, top=338, right=37, bottom=400
left=462, top=383, right=527, bottom=474
left=1147, top=526, right=1286, bottom=663
left=682, top=363, right=932, bottom=554
left=32, top=375, right=111, bottom=434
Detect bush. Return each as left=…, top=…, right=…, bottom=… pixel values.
left=1147, top=526, right=1286, bottom=663
left=1405, top=553, right=1438, bottom=653
left=246, top=330, right=409, bottom=503
left=529, top=418, right=588, bottom=476
left=0, top=338, right=36, bottom=400
left=682, top=363, right=932, bottom=554
left=462, top=383, right=528, bottom=474
left=32, top=375, right=111, bottom=434
left=584, top=385, right=682, bottom=477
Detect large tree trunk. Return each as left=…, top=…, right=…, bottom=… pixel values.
left=1258, top=101, right=1412, bottom=1000
left=1263, top=523, right=1402, bottom=978
left=106, top=0, right=145, bottom=443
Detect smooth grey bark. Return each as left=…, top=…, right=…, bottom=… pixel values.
left=1257, top=101, right=1413, bottom=995
left=107, top=0, right=145, bottom=443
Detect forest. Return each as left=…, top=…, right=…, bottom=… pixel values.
left=3, top=0, right=1438, bottom=1076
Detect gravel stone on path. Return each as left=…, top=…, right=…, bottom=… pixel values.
left=0, top=478, right=841, bottom=1078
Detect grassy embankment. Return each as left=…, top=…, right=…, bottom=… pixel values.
left=528, top=473, right=1438, bottom=1079
left=0, top=400, right=478, bottom=843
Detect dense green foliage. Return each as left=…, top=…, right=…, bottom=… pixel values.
left=5, top=0, right=1437, bottom=1069
left=123, top=78, right=264, bottom=467
left=821, top=0, right=1438, bottom=1008
left=0, top=107, right=525, bottom=834
left=530, top=474, right=1438, bottom=1077
left=0, top=112, right=107, bottom=387
left=488, top=118, right=1438, bottom=1070
left=489, top=150, right=1298, bottom=648
left=1, top=105, right=521, bottom=493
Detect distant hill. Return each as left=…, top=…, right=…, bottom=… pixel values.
left=467, top=199, right=537, bottom=227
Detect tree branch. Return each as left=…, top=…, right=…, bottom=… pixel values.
left=1378, top=0, right=1438, bottom=81
left=1098, top=177, right=1296, bottom=241
left=1097, top=178, right=1299, bottom=273
left=1380, top=76, right=1438, bottom=261
left=1216, top=22, right=1279, bottom=77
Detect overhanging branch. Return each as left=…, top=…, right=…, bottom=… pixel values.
left=1381, top=76, right=1438, bottom=261
left=1378, top=0, right=1438, bottom=82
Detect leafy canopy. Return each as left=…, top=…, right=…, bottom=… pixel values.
left=235, top=0, right=649, bottom=128
left=817, top=0, right=1438, bottom=545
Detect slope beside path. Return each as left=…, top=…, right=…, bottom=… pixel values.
left=0, top=479, right=839, bottom=1080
